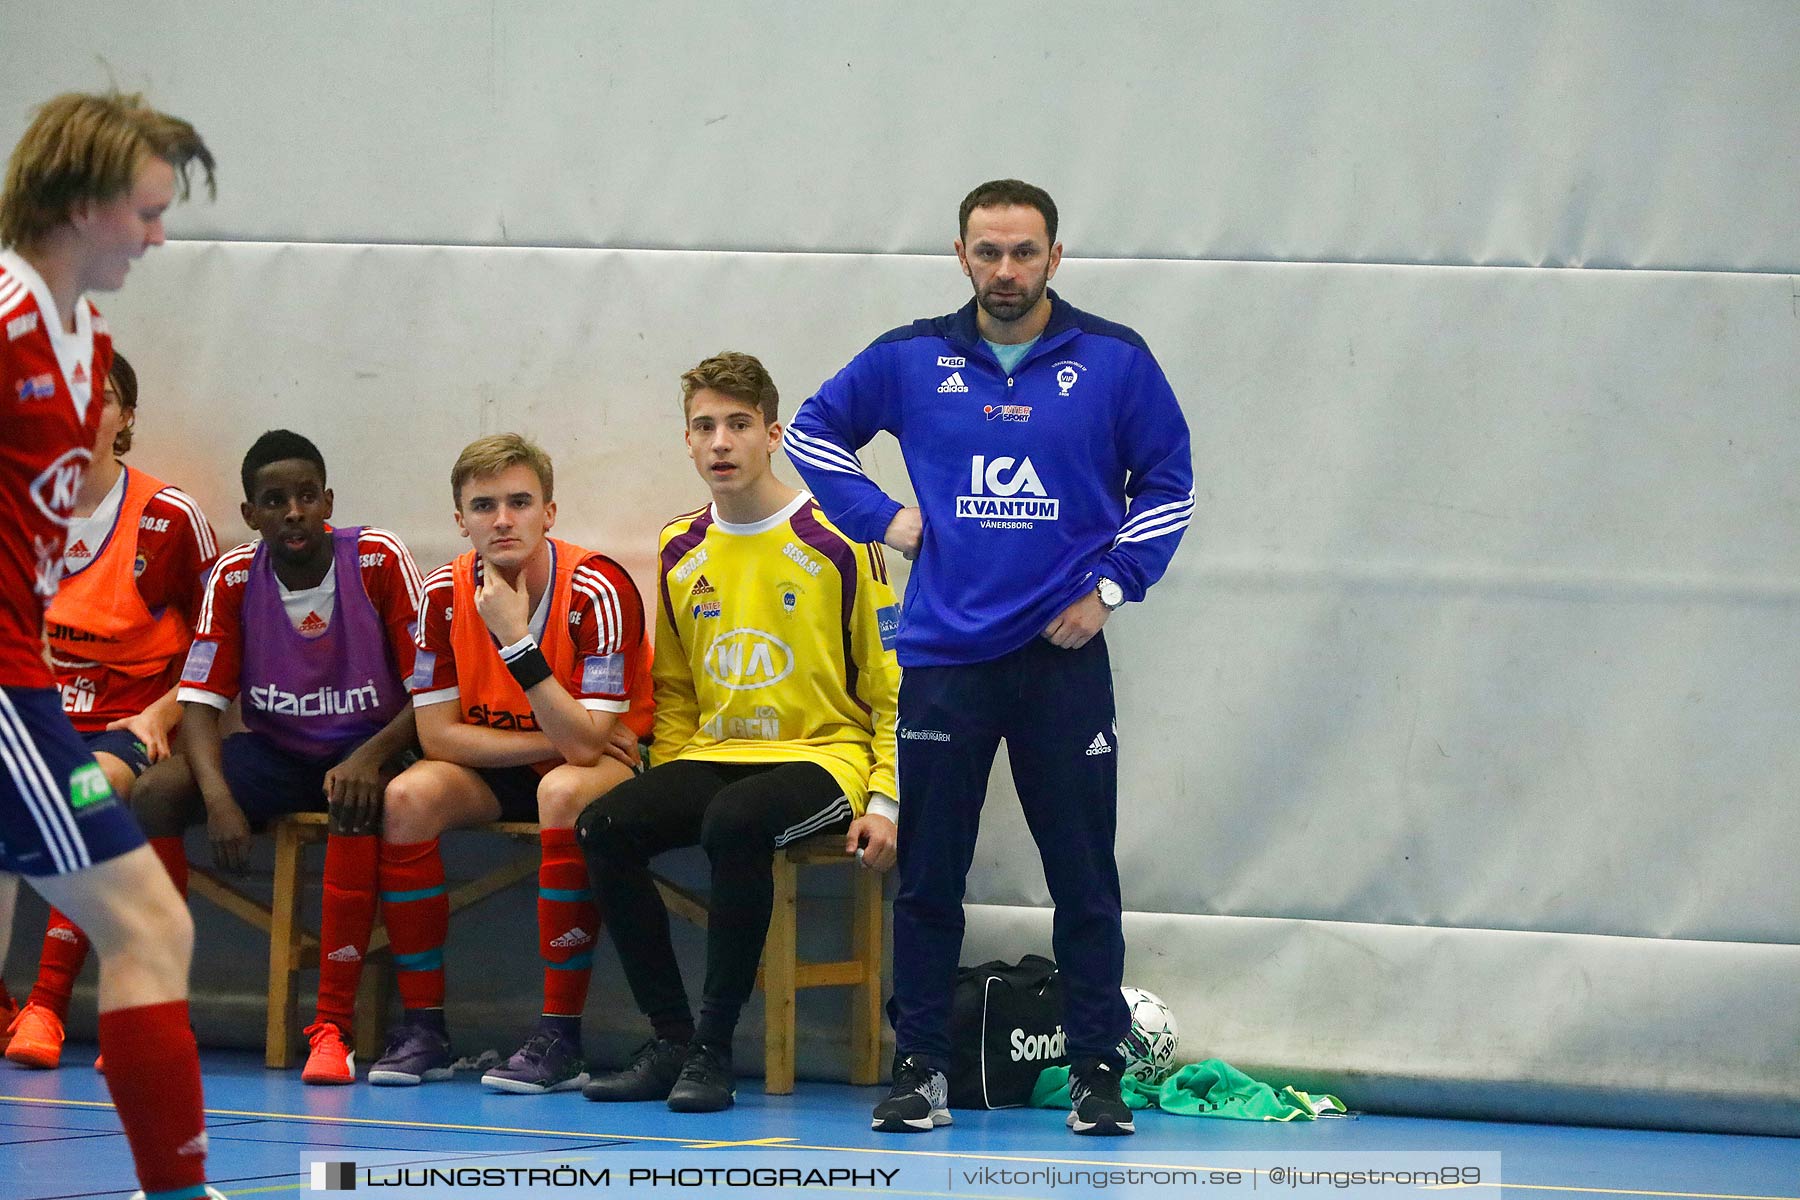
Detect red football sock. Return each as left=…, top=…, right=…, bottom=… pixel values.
left=98, top=1000, right=207, bottom=1196
left=148, top=835, right=190, bottom=898
left=315, top=833, right=378, bottom=1031
left=0, top=978, right=13, bottom=1008
left=379, top=838, right=447, bottom=1010
left=538, top=828, right=598, bottom=1018
left=26, top=908, right=89, bottom=1019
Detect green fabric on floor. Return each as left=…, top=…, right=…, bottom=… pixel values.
left=1031, top=1059, right=1347, bottom=1121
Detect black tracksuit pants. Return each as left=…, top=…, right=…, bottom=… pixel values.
left=889, top=633, right=1129, bottom=1069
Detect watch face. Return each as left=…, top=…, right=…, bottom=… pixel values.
left=1099, top=579, right=1123, bottom=608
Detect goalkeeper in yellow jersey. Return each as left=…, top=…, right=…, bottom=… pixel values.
left=576, top=351, right=899, bottom=1113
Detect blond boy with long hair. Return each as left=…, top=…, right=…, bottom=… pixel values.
left=0, top=90, right=222, bottom=1200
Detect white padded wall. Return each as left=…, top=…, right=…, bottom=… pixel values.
left=3, top=1, right=1796, bottom=1130
left=5, top=2, right=1796, bottom=264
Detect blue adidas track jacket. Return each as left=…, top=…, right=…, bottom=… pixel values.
left=787, top=290, right=1195, bottom=668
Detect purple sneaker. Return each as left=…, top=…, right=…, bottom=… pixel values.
left=481, top=1028, right=590, bottom=1094
left=367, top=1020, right=454, bottom=1086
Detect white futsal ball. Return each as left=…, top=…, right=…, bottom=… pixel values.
left=1117, top=986, right=1180, bottom=1083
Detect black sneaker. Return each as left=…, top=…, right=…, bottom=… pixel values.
left=1068, top=1060, right=1135, bottom=1135
left=870, top=1053, right=951, bottom=1133
left=583, top=1038, right=687, bottom=1102
left=666, top=1042, right=736, bottom=1112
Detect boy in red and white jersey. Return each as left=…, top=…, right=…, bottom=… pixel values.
left=0, top=91, right=221, bottom=1200
left=143, top=429, right=422, bottom=1085
left=176, top=444, right=419, bottom=734
left=368, top=433, right=652, bottom=1094
left=48, top=352, right=218, bottom=779
left=5, top=350, right=219, bottom=1070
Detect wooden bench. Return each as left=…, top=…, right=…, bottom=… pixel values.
left=237, top=811, right=883, bottom=1092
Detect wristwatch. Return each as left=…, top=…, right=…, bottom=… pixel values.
left=1096, top=577, right=1125, bottom=611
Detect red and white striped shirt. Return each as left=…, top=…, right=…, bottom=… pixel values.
left=179, top=527, right=422, bottom=708
left=410, top=546, right=643, bottom=715
left=0, top=250, right=111, bottom=689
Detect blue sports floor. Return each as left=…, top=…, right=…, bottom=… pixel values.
left=0, top=1046, right=1794, bottom=1199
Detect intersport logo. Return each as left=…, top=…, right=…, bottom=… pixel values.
left=955, top=454, right=1059, bottom=521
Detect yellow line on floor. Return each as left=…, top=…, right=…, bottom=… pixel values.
left=0, top=1094, right=714, bottom=1148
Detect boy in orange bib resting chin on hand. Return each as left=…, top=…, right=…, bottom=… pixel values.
left=367, top=434, right=651, bottom=1094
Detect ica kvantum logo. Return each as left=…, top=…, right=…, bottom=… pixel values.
left=956, top=455, right=1060, bottom=521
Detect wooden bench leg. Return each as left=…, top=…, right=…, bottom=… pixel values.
left=354, top=948, right=392, bottom=1064
left=762, top=851, right=799, bottom=1094
left=848, top=864, right=884, bottom=1085
left=265, top=819, right=306, bottom=1068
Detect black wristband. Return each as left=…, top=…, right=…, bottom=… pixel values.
left=505, top=645, right=554, bottom=690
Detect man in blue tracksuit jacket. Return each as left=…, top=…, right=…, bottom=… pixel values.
left=786, top=179, right=1193, bottom=1137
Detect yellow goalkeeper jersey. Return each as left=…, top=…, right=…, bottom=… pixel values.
left=652, top=491, right=900, bottom=813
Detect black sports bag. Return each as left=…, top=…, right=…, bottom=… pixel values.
left=947, top=954, right=1066, bottom=1109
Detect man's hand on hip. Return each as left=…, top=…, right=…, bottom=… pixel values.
left=1042, top=591, right=1109, bottom=650
left=884, top=507, right=923, bottom=561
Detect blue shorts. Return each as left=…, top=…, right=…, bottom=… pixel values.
left=81, top=728, right=153, bottom=778
left=0, top=687, right=146, bottom=876
left=219, top=730, right=339, bottom=823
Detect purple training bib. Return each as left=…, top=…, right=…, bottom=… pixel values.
left=239, top=527, right=408, bottom=761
